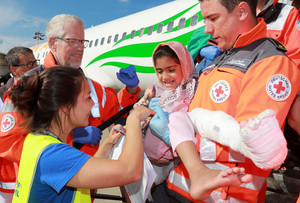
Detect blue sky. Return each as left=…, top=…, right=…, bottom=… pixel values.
left=0, top=0, right=174, bottom=54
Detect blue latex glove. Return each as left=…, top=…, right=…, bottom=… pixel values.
left=200, top=45, right=223, bottom=61
left=72, top=126, right=102, bottom=145
left=148, top=98, right=171, bottom=146
left=116, top=65, right=139, bottom=89
left=196, top=58, right=213, bottom=74
left=148, top=97, right=160, bottom=110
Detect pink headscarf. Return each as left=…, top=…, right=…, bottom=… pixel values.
left=152, top=41, right=198, bottom=112
left=152, top=41, right=197, bottom=85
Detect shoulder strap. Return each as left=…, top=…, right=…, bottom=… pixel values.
left=267, top=37, right=287, bottom=52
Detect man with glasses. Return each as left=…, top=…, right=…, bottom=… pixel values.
left=44, top=14, right=141, bottom=155
left=0, top=46, right=39, bottom=100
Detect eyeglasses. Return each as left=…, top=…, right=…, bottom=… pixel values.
left=13, top=60, right=40, bottom=69
left=55, top=37, right=89, bottom=47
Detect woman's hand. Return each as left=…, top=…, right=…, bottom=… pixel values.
left=129, top=106, right=155, bottom=122
left=107, top=124, right=126, bottom=145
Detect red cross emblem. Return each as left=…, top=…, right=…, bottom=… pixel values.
left=1, top=114, right=15, bottom=132
left=210, top=80, right=231, bottom=103
left=273, top=81, right=285, bottom=94
left=3, top=118, right=11, bottom=128
left=215, top=86, right=225, bottom=97
left=266, top=74, right=291, bottom=101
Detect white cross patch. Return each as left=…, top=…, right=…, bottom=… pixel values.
left=266, top=74, right=291, bottom=101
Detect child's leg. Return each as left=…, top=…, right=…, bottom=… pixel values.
left=176, top=141, right=253, bottom=201
left=168, top=112, right=252, bottom=201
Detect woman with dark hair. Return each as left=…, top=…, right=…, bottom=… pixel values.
left=9, top=66, right=154, bottom=202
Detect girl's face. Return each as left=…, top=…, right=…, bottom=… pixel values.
left=155, top=56, right=183, bottom=90
left=70, top=80, right=94, bottom=127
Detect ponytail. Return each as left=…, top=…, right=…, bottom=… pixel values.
left=8, top=66, right=86, bottom=132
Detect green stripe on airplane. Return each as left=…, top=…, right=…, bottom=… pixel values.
left=85, top=2, right=204, bottom=74
left=85, top=29, right=203, bottom=73
left=100, top=62, right=154, bottom=73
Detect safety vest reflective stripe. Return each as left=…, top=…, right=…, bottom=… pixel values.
left=266, top=4, right=293, bottom=31
left=116, top=91, right=125, bottom=111
left=199, top=137, right=245, bottom=162
left=87, top=78, right=108, bottom=118
left=199, top=138, right=216, bottom=161
left=88, top=78, right=102, bottom=118
left=0, top=181, right=15, bottom=190
left=167, top=162, right=266, bottom=202
left=0, top=101, right=16, bottom=113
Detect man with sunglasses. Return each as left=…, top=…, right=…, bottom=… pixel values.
left=0, top=47, right=39, bottom=100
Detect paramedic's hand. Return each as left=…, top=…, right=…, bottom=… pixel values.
left=148, top=97, right=159, bottom=109
left=116, top=65, right=139, bottom=89
left=196, top=58, right=212, bottom=73
left=149, top=99, right=171, bottom=146
left=72, top=126, right=102, bottom=145
left=200, top=45, right=222, bottom=61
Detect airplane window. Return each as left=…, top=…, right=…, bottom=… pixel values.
left=107, top=36, right=112, bottom=44
left=101, top=37, right=105, bottom=45
left=89, top=40, right=93, bottom=48
left=114, top=34, right=119, bottom=42
left=157, top=23, right=163, bottom=33
left=84, top=40, right=89, bottom=48
left=178, top=18, right=186, bottom=29
left=139, top=28, right=145, bottom=37
left=94, top=39, right=99, bottom=46
left=147, top=26, right=153, bottom=35
left=130, top=30, right=136, bottom=39
left=122, top=32, right=127, bottom=41
left=167, top=21, right=174, bottom=31
left=191, top=15, right=199, bottom=26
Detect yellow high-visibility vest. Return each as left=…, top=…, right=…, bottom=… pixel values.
left=12, top=133, right=91, bottom=203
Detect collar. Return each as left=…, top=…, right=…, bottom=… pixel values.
left=233, top=18, right=267, bottom=49
left=41, top=129, right=62, bottom=142
left=257, top=0, right=278, bottom=20
left=43, top=51, right=59, bottom=69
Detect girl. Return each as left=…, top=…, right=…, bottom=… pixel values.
left=138, top=41, right=287, bottom=200
left=9, top=66, right=154, bottom=202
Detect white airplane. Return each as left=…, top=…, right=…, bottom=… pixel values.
left=31, top=0, right=204, bottom=92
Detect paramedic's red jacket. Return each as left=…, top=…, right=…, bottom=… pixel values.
left=259, top=0, right=300, bottom=68
left=166, top=19, right=300, bottom=202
